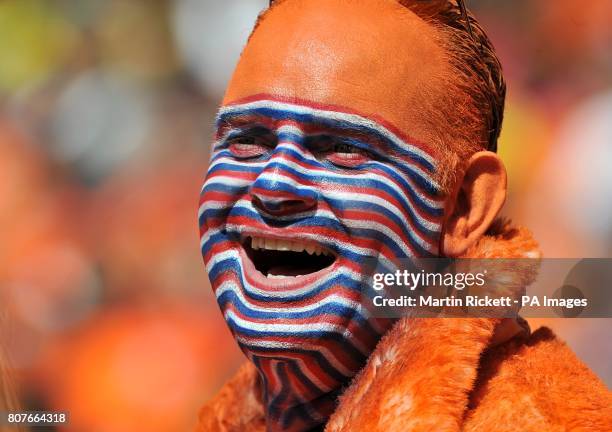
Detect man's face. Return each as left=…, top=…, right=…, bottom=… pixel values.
left=198, top=0, right=450, bottom=418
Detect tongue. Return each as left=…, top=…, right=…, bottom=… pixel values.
left=267, top=265, right=319, bottom=277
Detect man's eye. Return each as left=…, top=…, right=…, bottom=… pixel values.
left=227, top=137, right=270, bottom=159
left=327, top=142, right=372, bottom=168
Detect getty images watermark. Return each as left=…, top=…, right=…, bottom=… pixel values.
left=361, top=259, right=612, bottom=318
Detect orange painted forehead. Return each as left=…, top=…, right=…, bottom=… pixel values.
left=223, top=0, right=450, bottom=144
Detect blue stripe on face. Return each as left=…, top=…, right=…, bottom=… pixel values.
left=217, top=291, right=371, bottom=321
left=217, top=105, right=438, bottom=173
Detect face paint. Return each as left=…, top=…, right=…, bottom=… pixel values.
left=199, top=95, right=444, bottom=431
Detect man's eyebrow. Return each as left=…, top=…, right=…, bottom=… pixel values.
left=305, top=126, right=397, bottom=156
left=213, top=113, right=277, bottom=145
left=309, top=118, right=410, bottom=159
left=215, top=112, right=265, bottom=130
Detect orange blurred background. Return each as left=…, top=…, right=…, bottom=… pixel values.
left=0, top=1, right=610, bottom=430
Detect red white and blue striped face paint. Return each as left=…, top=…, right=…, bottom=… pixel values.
left=199, top=96, right=445, bottom=431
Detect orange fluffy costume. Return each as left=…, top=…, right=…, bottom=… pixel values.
left=197, top=221, right=612, bottom=431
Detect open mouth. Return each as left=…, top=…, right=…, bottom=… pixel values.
left=243, top=236, right=336, bottom=278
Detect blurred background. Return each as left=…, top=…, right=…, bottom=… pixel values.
left=0, top=0, right=610, bottom=430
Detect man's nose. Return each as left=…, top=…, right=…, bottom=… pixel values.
left=249, top=149, right=317, bottom=216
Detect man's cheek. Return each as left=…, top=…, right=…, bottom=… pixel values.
left=199, top=159, right=258, bottom=229
left=198, top=180, right=256, bottom=269
left=329, top=181, right=408, bottom=257
left=369, top=162, right=443, bottom=257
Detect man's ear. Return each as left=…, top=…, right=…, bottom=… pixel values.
left=441, top=151, right=507, bottom=257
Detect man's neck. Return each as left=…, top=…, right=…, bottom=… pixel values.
left=253, top=356, right=356, bottom=431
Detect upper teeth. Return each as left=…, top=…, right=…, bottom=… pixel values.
left=249, top=236, right=330, bottom=256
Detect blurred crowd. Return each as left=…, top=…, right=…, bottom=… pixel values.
left=0, top=1, right=610, bottom=430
